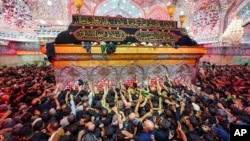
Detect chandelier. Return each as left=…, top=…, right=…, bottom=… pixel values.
left=166, top=3, right=186, bottom=29
left=222, top=17, right=243, bottom=46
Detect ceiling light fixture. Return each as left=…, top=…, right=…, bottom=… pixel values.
left=57, top=20, right=63, bottom=25
left=47, top=0, right=52, bottom=6
left=39, top=20, right=46, bottom=24
left=167, top=3, right=176, bottom=20
left=222, top=17, right=243, bottom=47
left=74, top=0, right=83, bottom=14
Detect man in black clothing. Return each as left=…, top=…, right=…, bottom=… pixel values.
left=216, top=109, right=230, bottom=133
left=30, top=119, right=49, bottom=141
left=95, top=108, right=112, bottom=127
left=155, top=118, right=171, bottom=141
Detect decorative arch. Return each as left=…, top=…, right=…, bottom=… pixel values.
left=166, top=64, right=192, bottom=82
left=120, top=65, right=144, bottom=87
left=146, top=65, right=168, bottom=82
left=94, top=0, right=144, bottom=18
left=219, top=0, right=246, bottom=44
left=91, top=66, right=118, bottom=91
left=56, top=66, right=89, bottom=87
left=237, top=1, right=250, bottom=25
left=147, top=6, right=168, bottom=20
left=222, top=2, right=236, bottom=33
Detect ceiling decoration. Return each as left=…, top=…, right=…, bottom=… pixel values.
left=0, top=0, right=248, bottom=46
left=191, top=0, right=221, bottom=43
left=222, top=17, right=244, bottom=46
left=220, top=0, right=234, bottom=10
left=242, top=24, right=250, bottom=45
left=0, top=0, right=33, bottom=30
left=132, top=0, right=157, bottom=8
left=0, top=0, right=69, bottom=42
left=238, top=2, right=250, bottom=25
left=146, top=6, right=168, bottom=20
left=32, top=0, right=69, bottom=25
left=95, top=0, right=144, bottom=18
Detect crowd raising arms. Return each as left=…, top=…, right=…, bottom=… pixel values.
left=0, top=64, right=249, bottom=141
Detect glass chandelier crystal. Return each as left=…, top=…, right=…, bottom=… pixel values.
left=222, top=17, right=244, bottom=46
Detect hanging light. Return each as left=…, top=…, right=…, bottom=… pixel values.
left=74, top=0, right=83, bottom=14
left=47, top=0, right=52, bottom=6
left=179, top=11, right=186, bottom=28
left=167, top=4, right=176, bottom=20
left=222, top=17, right=243, bottom=46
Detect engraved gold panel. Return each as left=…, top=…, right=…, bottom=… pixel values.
left=41, top=44, right=207, bottom=54
left=52, top=60, right=196, bottom=67
left=40, top=44, right=206, bottom=67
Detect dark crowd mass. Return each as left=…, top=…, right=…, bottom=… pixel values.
left=0, top=64, right=249, bottom=141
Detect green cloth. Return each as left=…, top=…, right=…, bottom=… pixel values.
left=211, top=64, right=215, bottom=70
left=142, top=91, right=149, bottom=97
left=101, top=45, right=107, bottom=59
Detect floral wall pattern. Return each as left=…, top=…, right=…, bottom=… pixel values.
left=192, top=0, right=221, bottom=43
left=0, top=0, right=33, bottom=29
left=54, top=64, right=194, bottom=89
left=0, top=0, right=248, bottom=45
left=242, top=24, right=250, bottom=45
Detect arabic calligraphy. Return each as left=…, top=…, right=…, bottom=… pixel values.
left=135, top=30, right=179, bottom=43
left=73, top=28, right=180, bottom=43
left=73, top=28, right=126, bottom=42
left=72, top=15, right=177, bottom=29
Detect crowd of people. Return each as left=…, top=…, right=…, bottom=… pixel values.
left=0, top=64, right=249, bottom=141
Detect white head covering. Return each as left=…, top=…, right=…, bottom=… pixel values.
left=192, top=102, right=200, bottom=112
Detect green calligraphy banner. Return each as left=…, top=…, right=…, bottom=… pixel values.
left=73, top=28, right=127, bottom=42
left=72, top=15, right=177, bottom=29
left=73, top=27, right=179, bottom=43
left=135, top=30, right=179, bottom=43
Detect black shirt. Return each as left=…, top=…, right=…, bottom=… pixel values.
left=95, top=113, right=113, bottom=127
left=155, top=129, right=169, bottom=141
left=30, top=131, right=49, bottom=141
left=76, top=109, right=87, bottom=121
left=87, top=109, right=101, bottom=120
left=186, top=127, right=203, bottom=137
left=219, top=119, right=229, bottom=133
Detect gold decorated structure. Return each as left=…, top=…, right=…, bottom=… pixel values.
left=41, top=15, right=206, bottom=67
left=70, top=15, right=185, bottom=44
left=73, top=28, right=179, bottom=43
left=41, top=44, right=206, bottom=67
left=72, top=15, right=177, bottom=29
